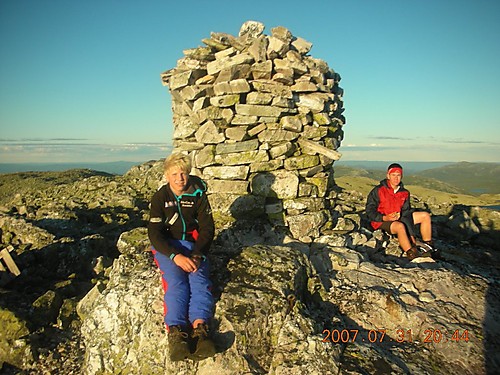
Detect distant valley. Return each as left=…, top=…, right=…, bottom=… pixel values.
left=335, top=161, right=500, bottom=196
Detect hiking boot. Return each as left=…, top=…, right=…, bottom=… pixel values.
left=412, top=240, right=432, bottom=258
left=417, top=240, right=442, bottom=260
left=429, top=243, right=442, bottom=260
left=405, top=246, right=419, bottom=261
left=424, top=240, right=434, bottom=247
left=191, top=323, right=216, bottom=360
left=168, top=325, right=190, bottom=361
left=415, top=240, right=433, bottom=254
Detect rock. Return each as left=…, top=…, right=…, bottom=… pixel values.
left=79, top=230, right=341, bottom=374
left=239, top=20, right=265, bottom=40
left=251, top=169, right=299, bottom=199
left=76, top=209, right=500, bottom=375
left=79, top=251, right=166, bottom=375
left=163, top=21, right=344, bottom=239
left=0, top=307, right=32, bottom=369
left=326, top=261, right=493, bottom=374
left=0, top=215, right=55, bottom=250
left=32, top=290, right=63, bottom=326
left=116, top=227, right=150, bottom=255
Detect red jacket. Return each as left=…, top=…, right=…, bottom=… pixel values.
left=365, top=179, right=414, bottom=235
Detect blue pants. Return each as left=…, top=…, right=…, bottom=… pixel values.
left=152, top=240, right=213, bottom=329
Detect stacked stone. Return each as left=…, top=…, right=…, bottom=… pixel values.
left=161, top=21, right=345, bottom=241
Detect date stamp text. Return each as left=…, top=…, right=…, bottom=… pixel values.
left=322, top=328, right=470, bottom=344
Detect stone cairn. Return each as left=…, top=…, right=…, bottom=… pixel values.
left=161, top=21, right=345, bottom=241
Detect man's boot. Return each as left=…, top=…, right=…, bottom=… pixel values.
left=424, top=240, right=442, bottom=260
left=416, top=243, right=433, bottom=259
left=191, top=323, right=216, bottom=359
left=405, top=246, right=419, bottom=261
left=415, top=240, right=433, bottom=256
left=168, top=325, right=190, bottom=361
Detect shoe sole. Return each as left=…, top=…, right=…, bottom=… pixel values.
left=192, top=341, right=216, bottom=360
left=169, top=344, right=190, bottom=362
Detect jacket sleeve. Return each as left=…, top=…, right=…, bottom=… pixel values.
left=400, top=190, right=412, bottom=220
left=192, top=192, right=215, bottom=257
left=147, top=190, right=178, bottom=258
left=399, top=190, right=416, bottom=237
left=365, top=186, right=383, bottom=222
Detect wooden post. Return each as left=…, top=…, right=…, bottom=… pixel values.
left=0, top=248, right=21, bottom=276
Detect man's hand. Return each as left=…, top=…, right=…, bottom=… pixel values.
left=384, top=212, right=400, bottom=221
left=173, top=253, right=199, bottom=272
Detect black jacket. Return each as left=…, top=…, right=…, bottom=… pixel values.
left=148, top=175, right=215, bottom=258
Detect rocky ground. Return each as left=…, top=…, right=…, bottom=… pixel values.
left=0, top=162, right=499, bottom=374
left=0, top=162, right=162, bottom=374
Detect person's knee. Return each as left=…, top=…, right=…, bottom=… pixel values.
left=413, top=211, right=431, bottom=224
left=390, top=221, right=405, bottom=234
left=421, top=212, right=431, bottom=226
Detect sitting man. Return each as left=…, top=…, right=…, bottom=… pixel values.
left=365, top=163, right=436, bottom=260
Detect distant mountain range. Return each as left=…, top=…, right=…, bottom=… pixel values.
left=1, top=160, right=498, bottom=196
left=335, top=160, right=454, bottom=173
left=334, top=161, right=500, bottom=195
left=0, top=161, right=143, bottom=175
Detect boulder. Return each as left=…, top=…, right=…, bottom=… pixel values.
left=78, top=229, right=342, bottom=374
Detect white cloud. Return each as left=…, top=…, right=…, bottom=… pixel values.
left=0, top=141, right=172, bottom=163
left=340, top=135, right=500, bottom=162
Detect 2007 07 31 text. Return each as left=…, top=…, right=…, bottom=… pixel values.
left=322, top=328, right=470, bottom=344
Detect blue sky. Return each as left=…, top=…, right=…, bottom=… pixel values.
left=1, top=0, right=499, bottom=164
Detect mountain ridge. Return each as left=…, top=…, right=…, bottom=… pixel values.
left=334, top=161, right=500, bottom=195
left=1, top=162, right=499, bottom=209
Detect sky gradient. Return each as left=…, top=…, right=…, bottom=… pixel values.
left=1, top=0, right=499, bottom=165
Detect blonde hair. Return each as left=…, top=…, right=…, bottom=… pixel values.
left=164, top=152, right=192, bottom=174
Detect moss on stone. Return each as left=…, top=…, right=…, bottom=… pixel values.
left=312, top=113, right=330, bottom=126
left=211, top=212, right=237, bottom=228
left=0, top=308, right=31, bottom=368
left=306, top=175, right=328, bottom=197
left=284, top=155, right=319, bottom=171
